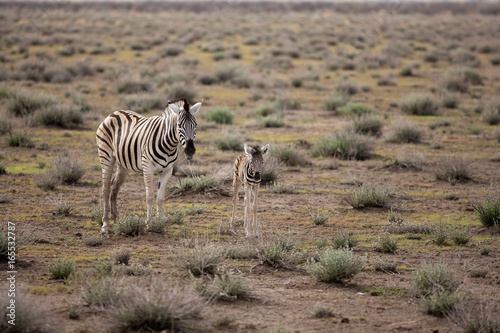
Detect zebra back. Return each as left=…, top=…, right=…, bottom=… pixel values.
left=96, top=110, right=180, bottom=173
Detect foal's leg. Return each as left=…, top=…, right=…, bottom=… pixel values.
left=229, top=176, right=240, bottom=234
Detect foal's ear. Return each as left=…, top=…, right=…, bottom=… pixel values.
left=244, top=144, right=252, bottom=155
left=261, top=144, right=270, bottom=155
left=189, top=100, right=203, bottom=114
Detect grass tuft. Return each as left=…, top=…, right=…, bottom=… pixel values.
left=49, top=259, right=75, bottom=280
left=307, top=247, right=366, bottom=283
left=400, top=94, right=439, bottom=116
left=310, top=132, right=373, bottom=160
left=204, top=107, right=234, bottom=124
left=472, top=196, right=500, bottom=228
left=114, top=216, right=145, bottom=237
left=345, top=185, right=390, bottom=209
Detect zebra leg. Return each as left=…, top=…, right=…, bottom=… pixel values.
left=100, top=156, right=116, bottom=234
left=142, top=166, right=155, bottom=226
left=156, top=164, right=174, bottom=221
left=229, top=176, right=239, bottom=234
left=252, top=185, right=259, bottom=238
left=110, top=166, right=128, bottom=222
left=244, top=184, right=252, bottom=237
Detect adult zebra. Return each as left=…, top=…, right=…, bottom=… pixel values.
left=96, top=97, right=202, bottom=233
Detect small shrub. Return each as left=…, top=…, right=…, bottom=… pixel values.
left=351, top=114, right=384, bottom=136
left=432, top=223, right=450, bottom=246
left=254, top=104, right=275, bottom=117
left=469, top=268, right=488, bottom=278
left=394, top=148, right=424, bottom=169
left=387, top=120, right=423, bottom=144
left=307, top=247, right=366, bottom=283
left=0, top=163, right=5, bottom=175
left=180, top=240, right=226, bottom=276
left=421, top=291, right=459, bottom=317
left=323, top=92, right=348, bottom=112
left=400, top=67, right=413, bottom=76
left=332, top=230, right=358, bottom=249
left=336, top=81, right=360, bottom=96
left=266, top=182, right=296, bottom=194
left=34, top=171, right=61, bottom=191
left=167, top=209, right=185, bottom=225
left=204, top=107, right=234, bottom=124
left=413, top=262, right=458, bottom=297
left=400, top=94, right=439, bottom=116
left=166, top=84, right=197, bottom=103
left=148, top=217, right=167, bottom=234
left=114, top=280, right=203, bottom=332
left=7, top=88, right=58, bottom=117
left=171, top=176, right=221, bottom=194
left=345, top=185, right=390, bottom=209
left=193, top=272, right=249, bottom=300
left=258, top=233, right=297, bottom=268
left=337, top=103, right=373, bottom=117
left=198, top=73, right=217, bottom=85
left=261, top=157, right=282, bottom=183
left=310, top=132, right=373, bottom=160
left=227, top=243, right=259, bottom=260
left=117, top=78, right=151, bottom=94
left=114, top=248, right=132, bottom=265
left=375, top=233, right=398, bottom=253
left=482, top=102, right=500, bottom=125
left=83, top=278, right=121, bottom=307
left=114, top=216, right=146, bottom=237
left=261, top=115, right=285, bottom=128
left=0, top=293, right=46, bottom=332
left=0, top=119, right=12, bottom=135
left=96, top=259, right=113, bottom=276
left=451, top=229, right=471, bottom=245
left=52, top=154, right=86, bottom=184
left=434, top=156, right=473, bottom=183
left=49, top=259, right=75, bottom=279
left=480, top=247, right=491, bottom=256
left=6, top=131, right=34, bottom=148
left=271, top=145, right=308, bottom=167
left=374, top=260, right=398, bottom=273
left=214, top=133, right=243, bottom=151
left=472, top=196, right=500, bottom=227
left=441, top=93, right=460, bottom=109
left=311, top=210, right=329, bottom=226
left=83, top=235, right=103, bottom=247
left=35, top=104, right=83, bottom=128
left=449, top=299, right=500, bottom=333
left=55, top=201, right=72, bottom=216
left=442, top=72, right=470, bottom=93
left=158, top=45, right=184, bottom=57
left=122, top=94, right=163, bottom=113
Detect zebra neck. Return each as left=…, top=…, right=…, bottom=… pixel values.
left=161, top=113, right=180, bottom=147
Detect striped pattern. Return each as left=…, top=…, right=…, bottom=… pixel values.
left=230, top=144, right=269, bottom=237
left=96, top=98, right=202, bottom=233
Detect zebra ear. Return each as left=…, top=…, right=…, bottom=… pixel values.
left=261, top=144, right=270, bottom=155
left=189, top=100, right=203, bottom=114
left=244, top=144, right=252, bottom=155
left=168, top=103, right=182, bottom=114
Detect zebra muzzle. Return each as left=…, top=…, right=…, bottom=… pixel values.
left=185, top=139, right=196, bottom=159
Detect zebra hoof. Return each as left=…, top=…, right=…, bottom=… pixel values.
left=100, top=226, right=110, bottom=235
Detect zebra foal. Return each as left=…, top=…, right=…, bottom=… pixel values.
left=229, top=144, right=269, bottom=237
left=96, top=97, right=202, bottom=233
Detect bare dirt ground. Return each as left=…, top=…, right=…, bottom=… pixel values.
left=0, top=2, right=500, bottom=333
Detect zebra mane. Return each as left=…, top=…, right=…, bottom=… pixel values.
left=163, top=97, right=190, bottom=117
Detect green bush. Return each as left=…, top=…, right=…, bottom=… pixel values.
left=337, top=103, right=373, bottom=116
left=254, top=104, right=275, bottom=117
left=387, top=120, right=423, bottom=144
left=375, top=233, right=399, bottom=253
left=351, top=114, right=384, bottom=136
left=310, top=132, right=372, bottom=160
left=323, top=92, right=348, bottom=112
left=261, top=115, right=285, bottom=128
left=271, top=145, right=308, bottom=167
left=180, top=240, right=226, bottom=276
left=114, top=216, right=146, bottom=237
left=147, top=217, right=167, bottom=234
left=336, top=81, right=360, bottom=96
left=35, top=105, right=83, bottom=128
left=332, top=230, right=358, bottom=249
left=7, top=89, right=58, bottom=117
left=204, top=107, right=234, bottom=124
left=434, top=156, right=473, bottom=183
left=472, top=196, right=500, bottom=227
left=6, top=131, right=34, bottom=148
left=421, top=291, right=459, bottom=317
left=307, top=247, right=366, bottom=283
left=193, top=272, right=249, bottom=300
left=258, top=233, right=297, bottom=269
left=482, top=103, right=500, bottom=125
left=49, top=259, right=75, bottom=279
left=345, top=185, right=390, bottom=209
left=114, top=248, right=132, bottom=265
left=311, top=210, right=329, bottom=226
left=114, top=281, right=203, bottom=332
left=214, top=133, right=243, bottom=151
left=400, top=94, right=439, bottom=116
left=413, top=262, right=459, bottom=297
left=53, top=154, right=86, bottom=184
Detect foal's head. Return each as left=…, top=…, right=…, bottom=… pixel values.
left=244, top=144, right=270, bottom=180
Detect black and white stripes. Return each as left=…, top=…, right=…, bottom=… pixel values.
left=96, top=97, right=202, bottom=233
left=230, top=144, right=269, bottom=237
